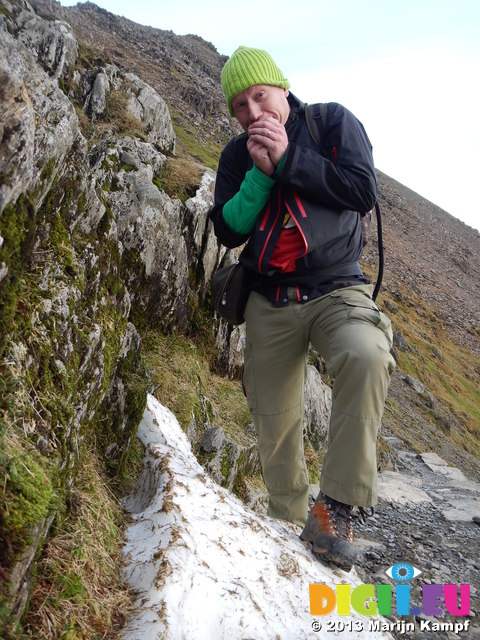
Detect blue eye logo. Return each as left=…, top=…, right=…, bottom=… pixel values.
left=386, top=563, right=422, bottom=582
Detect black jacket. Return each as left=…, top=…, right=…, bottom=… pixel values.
left=209, top=93, right=377, bottom=304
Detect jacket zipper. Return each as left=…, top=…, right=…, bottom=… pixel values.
left=293, top=190, right=307, bottom=218
left=285, top=200, right=309, bottom=256
left=259, top=201, right=271, bottom=231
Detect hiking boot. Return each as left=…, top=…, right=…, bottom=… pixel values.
left=300, top=492, right=357, bottom=571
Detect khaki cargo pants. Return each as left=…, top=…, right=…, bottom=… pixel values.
left=243, top=284, right=395, bottom=527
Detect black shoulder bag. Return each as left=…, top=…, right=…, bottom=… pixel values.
left=211, top=261, right=250, bottom=325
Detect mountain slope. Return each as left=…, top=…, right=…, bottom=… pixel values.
left=369, top=172, right=480, bottom=476
left=34, top=0, right=238, bottom=165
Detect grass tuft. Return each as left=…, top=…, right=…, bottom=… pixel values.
left=142, top=329, right=250, bottom=438
left=22, top=451, right=134, bottom=639
left=156, top=156, right=204, bottom=203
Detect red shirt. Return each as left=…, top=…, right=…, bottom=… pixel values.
left=268, top=225, right=306, bottom=272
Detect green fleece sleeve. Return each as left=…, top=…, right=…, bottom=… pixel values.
left=222, top=165, right=276, bottom=234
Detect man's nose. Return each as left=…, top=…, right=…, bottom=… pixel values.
left=247, top=103, right=264, bottom=124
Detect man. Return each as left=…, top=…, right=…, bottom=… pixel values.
left=209, top=46, right=395, bottom=571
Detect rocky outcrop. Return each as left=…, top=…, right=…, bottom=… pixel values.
left=0, top=0, right=229, bottom=628
left=304, top=364, right=331, bottom=451
left=29, top=0, right=238, bottom=143
left=83, top=65, right=176, bottom=151
left=0, top=10, right=78, bottom=214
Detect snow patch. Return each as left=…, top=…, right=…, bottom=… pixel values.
left=121, top=395, right=393, bottom=639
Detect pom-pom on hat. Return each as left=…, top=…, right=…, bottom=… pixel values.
left=221, top=46, right=290, bottom=116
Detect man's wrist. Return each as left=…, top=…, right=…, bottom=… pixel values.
left=250, top=163, right=276, bottom=189
left=274, top=151, right=287, bottom=176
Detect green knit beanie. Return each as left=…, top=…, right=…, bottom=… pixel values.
left=221, top=46, right=290, bottom=116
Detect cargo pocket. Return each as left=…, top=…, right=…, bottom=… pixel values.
left=377, top=311, right=394, bottom=351
left=242, top=341, right=257, bottom=412
left=331, top=287, right=382, bottom=327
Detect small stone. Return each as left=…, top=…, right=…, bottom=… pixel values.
left=200, top=427, right=225, bottom=453
left=393, top=331, right=409, bottom=352
left=36, top=436, right=49, bottom=453
left=245, top=423, right=257, bottom=438
left=106, top=443, right=117, bottom=457
left=372, top=572, right=387, bottom=582
left=428, top=533, right=443, bottom=546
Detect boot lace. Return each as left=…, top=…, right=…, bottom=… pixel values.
left=328, top=498, right=354, bottom=542
left=311, top=495, right=354, bottom=543
left=313, top=494, right=374, bottom=543
left=355, top=506, right=375, bottom=525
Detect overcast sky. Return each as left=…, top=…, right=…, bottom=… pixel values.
left=59, top=0, right=480, bottom=231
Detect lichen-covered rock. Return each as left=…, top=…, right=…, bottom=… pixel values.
left=0, top=3, right=78, bottom=212
left=0, top=3, right=159, bottom=627
left=185, top=169, right=216, bottom=259
left=303, top=364, right=332, bottom=451
left=215, top=321, right=246, bottom=378
left=200, top=426, right=225, bottom=453
left=85, top=69, right=110, bottom=118
left=203, top=429, right=260, bottom=493
left=123, top=72, right=176, bottom=151
left=82, top=64, right=176, bottom=153
left=0, top=68, right=36, bottom=215
left=97, top=136, right=191, bottom=328
left=0, top=4, right=229, bottom=627
left=15, top=5, right=78, bottom=78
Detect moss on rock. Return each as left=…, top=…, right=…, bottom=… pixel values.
left=0, top=436, right=57, bottom=559
left=0, top=194, right=37, bottom=357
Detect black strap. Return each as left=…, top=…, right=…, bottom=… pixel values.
left=305, top=103, right=384, bottom=301
left=372, top=201, right=384, bottom=302
left=305, top=102, right=328, bottom=149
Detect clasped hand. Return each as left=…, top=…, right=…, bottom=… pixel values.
left=247, top=115, right=288, bottom=177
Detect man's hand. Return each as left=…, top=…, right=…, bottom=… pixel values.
left=247, top=115, right=288, bottom=177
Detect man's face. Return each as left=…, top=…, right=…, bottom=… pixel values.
left=231, top=85, right=290, bottom=131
